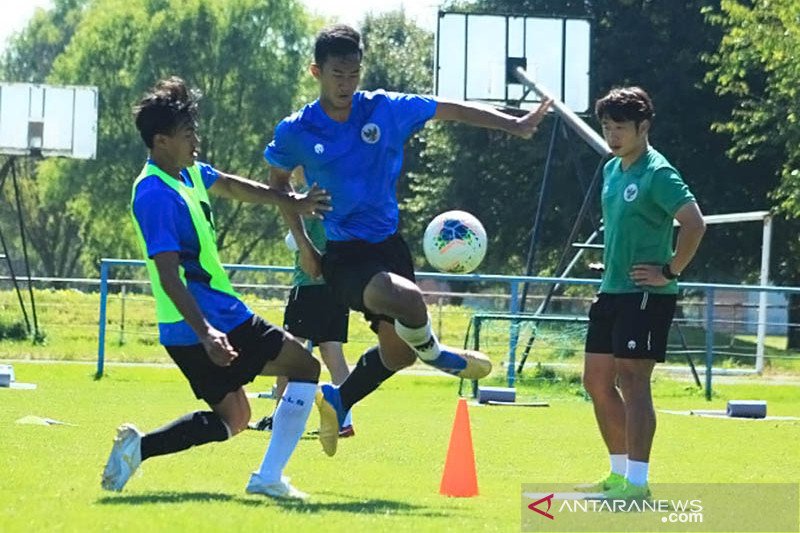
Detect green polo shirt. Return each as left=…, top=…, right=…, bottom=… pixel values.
left=600, top=146, right=695, bottom=295
left=291, top=216, right=327, bottom=287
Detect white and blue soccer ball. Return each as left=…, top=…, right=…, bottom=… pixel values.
left=423, top=210, right=487, bottom=273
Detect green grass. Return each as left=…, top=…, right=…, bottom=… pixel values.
left=1, top=362, right=799, bottom=532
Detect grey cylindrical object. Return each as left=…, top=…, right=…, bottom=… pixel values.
left=0, top=364, right=13, bottom=387
left=727, top=400, right=767, bottom=419
left=478, top=386, right=516, bottom=404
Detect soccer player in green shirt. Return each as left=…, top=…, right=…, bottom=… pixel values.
left=577, top=87, right=706, bottom=500
left=251, top=188, right=355, bottom=436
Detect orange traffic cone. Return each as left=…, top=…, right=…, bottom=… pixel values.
left=439, top=398, right=479, bottom=497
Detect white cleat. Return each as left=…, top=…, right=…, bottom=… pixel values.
left=246, top=473, right=309, bottom=501
left=101, top=423, right=143, bottom=491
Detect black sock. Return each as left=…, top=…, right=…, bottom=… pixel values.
left=140, top=411, right=229, bottom=461
left=339, top=346, right=395, bottom=412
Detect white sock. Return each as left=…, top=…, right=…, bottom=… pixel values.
left=626, top=459, right=649, bottom=486
left=343, top=410, right=352, bottom=427
left=256, top=381, right=315, bottom=483
left=394, top=316, right=441, bottom=361
left=610, top=454, right=627, bottom=476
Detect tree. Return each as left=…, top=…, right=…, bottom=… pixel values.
left=705, top=0, right=800, bottom=346
left=2, top=0, right=317, bottom=277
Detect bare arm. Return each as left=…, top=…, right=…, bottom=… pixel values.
left=433, top=98, right=552, bottom=138
left=669, top=201, right=706, bottom=275
left=153, top=251, right=237, bottom=366
left=210, top=170, right=330, bottom=216
left=269, top=166, right=323, bottom=278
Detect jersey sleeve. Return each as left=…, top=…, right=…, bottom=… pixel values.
left=132, top=187, right=182, bottom=258
left=385, top=92, right=438, bottom=139
left=264, top=119, right=300, bottom=171
left=197, top=161, right=219, bottom=189
left=650, top=167, right=696, bottom=216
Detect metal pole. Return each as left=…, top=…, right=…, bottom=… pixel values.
left=755, top=214, right=772, bottom=373
left=507, top=281, right=520, bottom=387
left=96, top=260, right=109, bottom=378
left=119, top=283, right=127, bottom=346
left=0, top=158, right=31, bottom=335
left=11, top=160, right=40, bottom=339
left=513, top=67, right=611, bottom=157
left=705, top=287, right=715, bottom=401
left=519, top=115, right=561, bottom=313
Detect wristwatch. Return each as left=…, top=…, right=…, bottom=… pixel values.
left=662, top=263, right=680, bottom=280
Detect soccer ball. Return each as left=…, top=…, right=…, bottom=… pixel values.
left=423, top=210, right=487, bottom=273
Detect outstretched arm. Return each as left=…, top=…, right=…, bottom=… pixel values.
left=433, top=98, right=552, bottom=139
left=210, top=170, right=330, bottom=217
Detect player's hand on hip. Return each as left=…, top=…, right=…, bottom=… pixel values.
left=201, top=327, right=239, bottom=366
left=512, top=98, right=553, bottom=139
left=299, top=245, right=323, bottom=279
left=291, top=183, right=331, bottom=219
left=630, top=264, right=669, bottom=287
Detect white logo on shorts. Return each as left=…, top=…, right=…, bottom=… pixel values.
left=623, top=183, right=638, bottom=202
left=361, top=123, right=381, bottom=144
left=314, top=143, right=325, bottom=154
left=627, top=340, right=637, bottom=350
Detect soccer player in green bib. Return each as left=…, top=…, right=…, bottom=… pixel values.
left=101, top=77, right=333, bottom=500
left=577, top=87, right=706, bottom=500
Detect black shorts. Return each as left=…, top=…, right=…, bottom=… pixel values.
left=584, top=292, right=677, bottom=362
left=283, top=284, right=349, bottom=345
left=165, top=315, right=286, bottom=405
left=322, top=232, right=416, bottom=329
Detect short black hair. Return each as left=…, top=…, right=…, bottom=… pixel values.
left=133, top=76, right=199, bottom=149
left=595, top=86, right=654, bottom=126
left=314, top=24, right=362, bottom=66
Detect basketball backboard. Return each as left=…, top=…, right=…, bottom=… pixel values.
left=435, top=11, right=591, bottom=114
left=0, top=83, right=98, bottom=159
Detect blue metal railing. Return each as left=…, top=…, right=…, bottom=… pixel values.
left=95, top=258, right=800, bottom=400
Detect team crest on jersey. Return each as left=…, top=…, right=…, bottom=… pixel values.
left=314, top=143, right=324, bottom=154
left=623, top=183, right=638, bottom=202
left=361, top=123, right=381, bottom=144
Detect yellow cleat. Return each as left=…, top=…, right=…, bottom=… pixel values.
left=315, top=385, right=342, bottom=457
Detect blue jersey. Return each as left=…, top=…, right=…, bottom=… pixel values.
left=264, top=90, right=438, bottom=243
left=132, top=160, right=253, bottom=346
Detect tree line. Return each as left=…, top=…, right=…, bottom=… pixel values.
left=1, top=0, right=798, bottom=336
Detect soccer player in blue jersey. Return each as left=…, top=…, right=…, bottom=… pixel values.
left=265, top=25, right=552, bottom=455
left=101, top=77, right=333, bottom=500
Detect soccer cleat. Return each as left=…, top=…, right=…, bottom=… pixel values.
left=315, top=384, right=343, bottom=457
left=246, top=473, right=309, bottom=501
left=248, top=415, right=273, bottom=432
left=339, top=424, right=355, bottom=438
left=594, top=481, right=652, bottom=502
left=101, top=423, right=143, bottom=491
left=422, top=346, right=492, bottom=380
left=574, top=472, right=625, bottom=493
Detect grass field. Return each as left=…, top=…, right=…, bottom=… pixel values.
left=2, top=362, right=799, bottom=532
